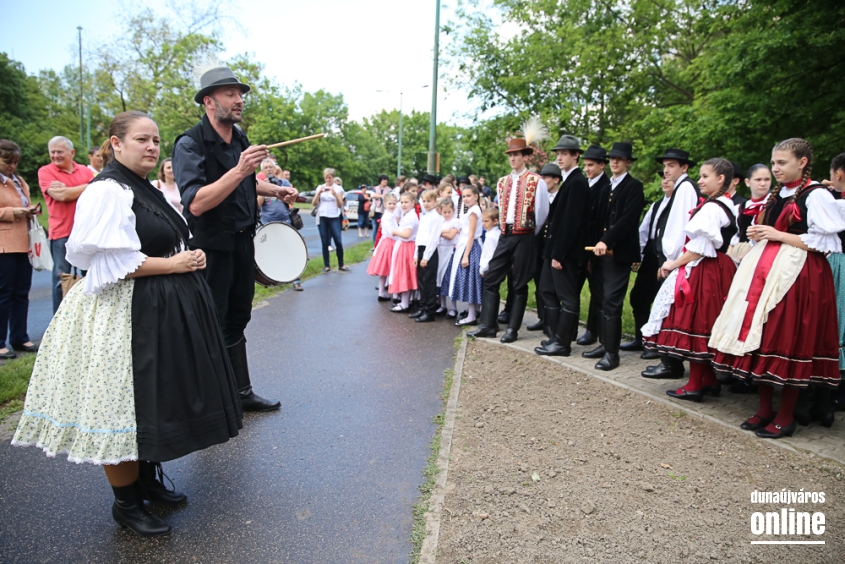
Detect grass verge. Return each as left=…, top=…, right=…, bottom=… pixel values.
left=253, top=240, right=372, bottom=305
left=0, top=354, right=36, bottom=423
left=409, top=335, right=460, bottom=563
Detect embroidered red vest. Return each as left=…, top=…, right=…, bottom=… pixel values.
left=497, top=170, right=540, bottom=234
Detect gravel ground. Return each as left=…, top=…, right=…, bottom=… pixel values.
left=435, top=340, right=845, bottom=563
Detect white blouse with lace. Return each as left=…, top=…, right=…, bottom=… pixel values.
left=66, top=179, right=146, bottom=295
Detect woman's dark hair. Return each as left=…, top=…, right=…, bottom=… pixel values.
left=377, top=174, right=389, bottom=183
left=831, top=153, right=845, bottom=173
left=762, top=138, right=813, bottom=225
left=158, top=157, right=172, bottom=182
left=0, top=139, right=21, bottom=164
left=691, top=158, right=733, bottom=218
left=745, top=163, right=770, bottom=180
left=101, top=110, right=153, bottom=167
left=460, top=183, right=481, bottom=198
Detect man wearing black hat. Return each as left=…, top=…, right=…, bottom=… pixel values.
left=534, top=135, right=591, bottom=356
left=468, top=132, right=550, bottom=343
left=574, top=144, right=611, bottom=346
left=729, top=162, right=747, bottom=207
left=172, top=65, right=298, bottom=412
left=627, top=149, right=700, bottom=378
left=582, top=142, right=645, bottom=370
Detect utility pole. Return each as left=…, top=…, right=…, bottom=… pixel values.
left=397, top=92, right=403, bottom=179
left=78, top=26, right=84, bottom=149
left=427, top=0, right=440, bottom=174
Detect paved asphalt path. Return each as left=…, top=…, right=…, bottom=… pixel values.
left=0, top=262, right=460, bottom=563
left=16, top=212, right=363, bottom=348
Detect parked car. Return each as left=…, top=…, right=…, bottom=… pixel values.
left=343, top=190, right=364, bottom=222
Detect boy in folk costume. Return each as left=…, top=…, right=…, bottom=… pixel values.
left=575, top=144, right=611, bottom=346
left=582, top=142, right=645, bottom=370
left=468, top=118, right=551, bottom=343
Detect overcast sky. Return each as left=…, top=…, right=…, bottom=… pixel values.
left=2, top=0, right=477, bottom=124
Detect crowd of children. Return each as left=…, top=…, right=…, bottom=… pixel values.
left=367, top=123, right=845, bottom=441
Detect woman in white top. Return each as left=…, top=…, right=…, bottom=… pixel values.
left=152, top=158, right=182, bottom=213
left=311, top=167, right=349, bottom=272
left=12, top=111, right=241, bottom=536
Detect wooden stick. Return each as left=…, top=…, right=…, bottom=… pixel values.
left=265, top=133, right=325, bottom=149
left=585, top=246, right=614, bottom=255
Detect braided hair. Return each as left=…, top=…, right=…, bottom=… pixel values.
left=762, top=138, right=814, bottom=225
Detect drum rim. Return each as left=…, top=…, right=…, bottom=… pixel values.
left=254, top=221, right=309, bottom=285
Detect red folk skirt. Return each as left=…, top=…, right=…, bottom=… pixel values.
left=366, top=237, right=395, bottom=277
left=645, top=253, right=736, bottom=363
left=711, top=252, right=840, bottom=388
left=388, top=241, right=418, bottom=294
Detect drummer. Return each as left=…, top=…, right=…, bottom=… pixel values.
left=173, top=64, right=298, bottom=412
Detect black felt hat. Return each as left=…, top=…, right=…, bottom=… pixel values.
left=422, top=173, right=440, bottom=185
left=731, top=161, right=743, bottom=179
left=607, top=142, right=637, bottom=161
left=655, top=148, right=696, bottom=167
left=539, top=163, right=563, bottom=180
left=194, top=66, right=251, bottom=104
left=582, top=144, right=607, bottom=163
left=456, top=176, right=472, bottom=186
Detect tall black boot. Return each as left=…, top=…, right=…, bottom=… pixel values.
left=498, top=290, right=513, bottom=324
left=535, top=309, right=579, bottom=356
left=501, top=293, right=528, bottom=343
left=579, top=309, right=606, bottom=358
left=467, top=291, right=501, bottom=338
left=112, top=482, right=171, bottom=537
left=620, top=311, right=648, bottom=351
left=595, top=316, right=621, bottom=371
left=138, top=461, right=187, bottom=506
left=540, top=306, right=558, bottom=347
left=577, top=301, right=600, bottom=345
left=228, top=337, right=281, bottom=412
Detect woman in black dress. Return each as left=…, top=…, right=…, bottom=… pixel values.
left=13, top=111, right=242, bottom=536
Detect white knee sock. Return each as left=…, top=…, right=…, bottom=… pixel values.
left=378, top=277, right=388, bottom=298
left=400, top=291, right=410, bottom=308
left=465, top=303, right=477, bottom=322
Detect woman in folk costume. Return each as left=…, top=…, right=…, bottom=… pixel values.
left=710, top=138, right=845, bottom=439
left=641, top=158, right=738, bottom=402
left=12, top=111, right=242, bottom=536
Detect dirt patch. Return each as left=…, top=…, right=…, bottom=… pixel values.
left=435, top=341, right=845, bottom=563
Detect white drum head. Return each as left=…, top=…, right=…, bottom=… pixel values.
left=254, top=222, right=308, bottom=284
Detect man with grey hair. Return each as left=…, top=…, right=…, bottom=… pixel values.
left=37, top=136, right=94, bottom=312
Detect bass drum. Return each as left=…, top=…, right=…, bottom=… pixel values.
left=254, top=222, right=308, bottom=287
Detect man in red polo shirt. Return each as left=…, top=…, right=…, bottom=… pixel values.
left=37, top=136, right=94, bottom=312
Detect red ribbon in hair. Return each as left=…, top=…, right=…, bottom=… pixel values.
left=688, top=196, right=707, bottom=218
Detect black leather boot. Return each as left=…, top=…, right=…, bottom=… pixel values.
left=577, top=302, right=600, bottom=345
left=620, top=312, right=648, bottom=351
left=595, top=316, right=621, bottom=371
left=228, top=337, right=281, bottom=412
left=535, top=309, right=579, bottom=356
left=138, top=462, right=187, bottom=506
left=641, top=356, right=685, bottom=379
left=537, top=306, right=559, bottom=349
left=112, top=482, right=171, bottom=537
left=498, top=291, right=512, bottom=324
left=467, top=291, right=500, bottom=338
left=526, top=307, right=544, bottom=332
left=501, top=294, right=527, bottom=343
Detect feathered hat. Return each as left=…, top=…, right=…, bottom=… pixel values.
left=504, top=117, right=549, bottom=155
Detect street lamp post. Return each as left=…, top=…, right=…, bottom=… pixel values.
left=77, top=26, right=84, bottom=149
left=428, top=0, right=441, bottom=174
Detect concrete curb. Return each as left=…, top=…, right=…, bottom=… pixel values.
left=419, top=333, right=468, bottom=564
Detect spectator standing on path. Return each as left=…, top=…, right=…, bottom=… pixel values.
left=357, top=184, right=371, bottom=238
left=173, top=64, right=297, bottom=412
left=152, top=158, right=182, bottom=213
left=312, top=167, right=348, bottom=272
left=371, top=175, right=390, bottom=244
left=0, top=139, right=38, bottom=359
left=38, top=136, right=94, bottom=313
left=87, top=146, right=103, bottom=176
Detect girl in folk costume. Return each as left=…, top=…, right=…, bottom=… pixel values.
left=436, top=198, right=461, bottom=317
left=448, top=184, right=485, bottom=326
left=710, top=139, right=845, bottom=438
left=729, top=163, right=773, bottom=261
left=641, top=158, right=738, bottom=402
left=367, top=193, right=399, bottom=301
left=388, top=192, right=420, bottom=312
